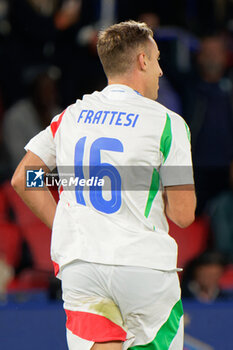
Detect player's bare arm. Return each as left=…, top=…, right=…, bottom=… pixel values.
left=163, top=184, right=196, bottom=228
left=11, top=150, right=57, bottom=229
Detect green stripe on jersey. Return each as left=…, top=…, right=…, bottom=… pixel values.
left=129, top=299, right=184, bottom=350
left=184, top=122, right=191, bottom=143
left=144, top=168, right=160, bottom=218
left=160, top=113, right=172, bottom=164
left=144, top=113, right=172, bottom=218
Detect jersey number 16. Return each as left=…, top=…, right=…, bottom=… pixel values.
left=74, top=137, right=123, bottom=214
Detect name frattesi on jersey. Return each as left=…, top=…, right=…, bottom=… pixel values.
left=78, top=109, right=139, bottom=127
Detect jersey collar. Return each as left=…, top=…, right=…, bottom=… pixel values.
left=102, top=84, right=142, bottom=97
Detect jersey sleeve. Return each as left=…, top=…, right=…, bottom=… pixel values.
left=159, top=112, right=194, bottom=186
left=24, top=110, right=65, bottom=170
left=24, top=125, right=56, bottom=170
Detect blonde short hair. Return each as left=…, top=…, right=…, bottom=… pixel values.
left=97, top=20, right=153, bottom=77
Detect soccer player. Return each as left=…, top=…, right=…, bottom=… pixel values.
left=12, top=21, right=196, bottom=350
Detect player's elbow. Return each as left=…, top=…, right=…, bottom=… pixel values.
left=172, top=199, right=196, bottom=228
left=11, top=168, right=24, bottom=193
left=175, top=211, right=195, bottom=228
left=11, top=173, right=19, bottom=191
left=165, top=186, right=197, bottom=228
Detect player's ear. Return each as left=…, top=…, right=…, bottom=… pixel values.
left=138, top=52, right=147, bottom=71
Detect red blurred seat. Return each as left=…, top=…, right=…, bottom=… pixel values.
left=0, top=187, right=9, bottom=222
left=2, top=181, right=41, bottom=227
left=1, top=181, right=56, bottom=291
left=2, top=181, right=59, bottom=227
left=6, top=221, right=53, bottom=292
left=168, top=216, right=210, bottom=268
left=49, top=185, right=59, bottom=202
left=8, top=268, right=51, bottom=291
left=22, top=222, right=53, bottom=272
left=0, top=222, right=22, bottom=266
left=220, top=265, right=233, bottom=290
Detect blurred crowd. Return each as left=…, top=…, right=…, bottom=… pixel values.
left=0, top=0, right=233, bottom=302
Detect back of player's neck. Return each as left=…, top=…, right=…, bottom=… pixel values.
left=108, top=78, right=144, bottom=97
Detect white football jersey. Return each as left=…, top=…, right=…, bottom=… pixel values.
left=25, top=84, right=194, bottom=275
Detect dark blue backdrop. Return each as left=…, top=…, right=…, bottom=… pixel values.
left=0, top=292, right=233, bottom=350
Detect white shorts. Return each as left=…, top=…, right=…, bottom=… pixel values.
left=61, top=260, right=183, bottom=350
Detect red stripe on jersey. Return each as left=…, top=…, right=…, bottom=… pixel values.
left=53, top=261, right=60, bottom=276
left=59, top=185, right=64, bottom=196
left=65, top=309, right=127, bottom=342
left=51, top=109, right=66, bottom=138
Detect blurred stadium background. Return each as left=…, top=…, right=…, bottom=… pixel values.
left=0, top=1, right=233, bottom=349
